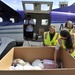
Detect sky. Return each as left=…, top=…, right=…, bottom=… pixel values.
left=1, top=0, right=75, bottom=10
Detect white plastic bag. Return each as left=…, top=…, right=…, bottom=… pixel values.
left=32, top=59, right=44, bottom=69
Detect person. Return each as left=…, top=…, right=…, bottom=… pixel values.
left=64, top=20, right=73, bottom=32
left=43, top=25, right=60, bottom=46
left=24, top=15, right=34, bottom=40
left=54, top=30, right=75, bottom=68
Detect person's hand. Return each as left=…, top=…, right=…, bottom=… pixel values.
left=54, top=62, right=58, bottom=68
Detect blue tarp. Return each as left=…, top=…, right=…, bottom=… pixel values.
left=51, top=5, right=75, bottom=23
left=52, top=5, right=75, bottom=13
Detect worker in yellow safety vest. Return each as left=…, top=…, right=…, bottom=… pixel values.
left=43, top=25, right=60, bottom=46
left=54, top=30, right=75, bottom=68
left=64, top=20, right=73, bottom=32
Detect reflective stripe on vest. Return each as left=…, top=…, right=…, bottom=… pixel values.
left=44, top=32, right=48, bottom=39
left=56, top=33, right=59, bottom=40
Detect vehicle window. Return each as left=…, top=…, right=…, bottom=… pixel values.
left=10, top=18, right=15, bottom=23
left=0, top=17, right=3, bottom=22
left=41, top=4, right=50, bottom=11
left=41, top=19, right=48, bottom=25
left=25, top=4, right=34, bottom=10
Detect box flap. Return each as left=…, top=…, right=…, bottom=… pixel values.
left=60, top=49, right=75, bottom=68
left=0, top=48, right=14, bottom=70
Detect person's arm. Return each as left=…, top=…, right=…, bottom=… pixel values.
left=24, top=20, right=28, bottom=27
left=29, top=19, right=35, bottom=26
left=54, top=44, right=60, bottom=68
left=54, top=49, right=58, bottom=68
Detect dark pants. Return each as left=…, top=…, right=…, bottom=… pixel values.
left=25, top=31, right=33, bottom=40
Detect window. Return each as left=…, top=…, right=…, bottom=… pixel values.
left=25, top=4, right=34, bottom=10
left=24, top=19, right=36, bottom=25
left=41, top=4, right=50, bottom=11
left=41, top=19, right=48, bottom=25
left=0, top=17, right=3, bottom=22
left=33, top=19, right=36, bottom=25
left=10, top=18, right=14, bottom=23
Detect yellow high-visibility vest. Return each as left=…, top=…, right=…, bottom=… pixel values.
left=56, top=38, right=66, bottom=49
left=70, top=29, right=75, bottom=34
left=44, top=31, right=59, bottom=46
left=70, top=29, right=72, bottom=33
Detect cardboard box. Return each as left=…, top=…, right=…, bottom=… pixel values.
left=0, top=46, right=75, bottom=75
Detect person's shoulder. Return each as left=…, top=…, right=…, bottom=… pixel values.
left=55, top=33, right=60, bottom=39
left=55, top=32, right=60, bottom=36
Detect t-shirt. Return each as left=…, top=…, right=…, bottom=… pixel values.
left=49, top=33, right=55, bottom=41
left=24, top=19, right=34, bottom=32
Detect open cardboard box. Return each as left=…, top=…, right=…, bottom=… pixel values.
left=0, top=46, right=75, bottom=75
